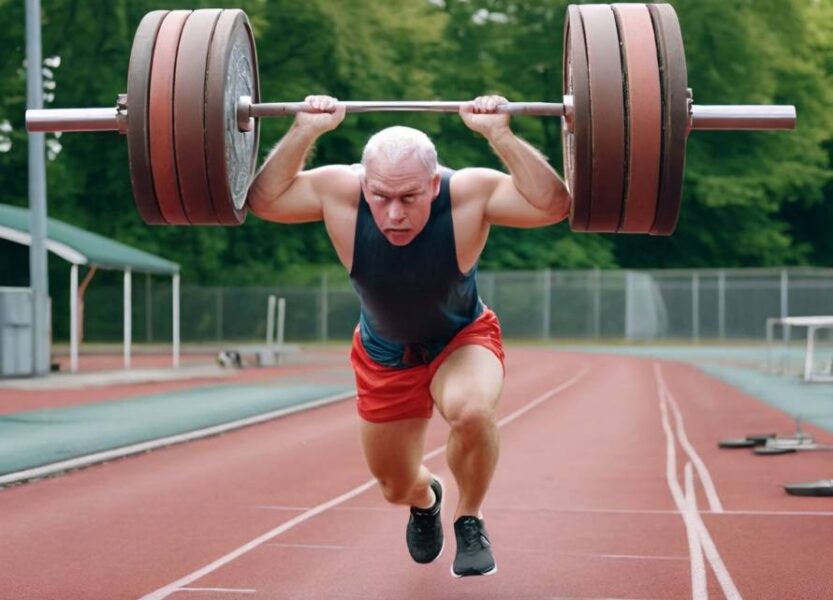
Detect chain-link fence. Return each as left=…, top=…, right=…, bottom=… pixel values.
left=69, top=268, right=833, bottom=344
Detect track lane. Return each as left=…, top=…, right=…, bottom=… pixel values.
left=2, top=350, right=833, bottom=598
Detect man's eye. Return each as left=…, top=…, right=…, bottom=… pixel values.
left=402, top=195, right=414, bottom=203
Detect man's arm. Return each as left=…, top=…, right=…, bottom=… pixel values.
left=247, top=96, right=353, bottom=223
left=456, top=96, right=572, bottom=228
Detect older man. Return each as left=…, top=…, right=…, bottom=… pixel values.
left=247, top=95, right=570, bottom=577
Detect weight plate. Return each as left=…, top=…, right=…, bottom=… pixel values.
left=784, top=480, right=833, bottom=497
left=148, top=10, right=191, bottom=224
left=755, top=446, right=797, bottom=455
left=579, top=5, right=626, bottom=232
left=648, top=3, right=688, bottom=236
left=205, top=9, right=261, bottom=225
left=127, top=10, right=168, bottom=225
left=174, top=9, right=223, bottom=224
left=718, top=438, right=758, bottom=449
left=612, top=4, right=661, bottom=233
left=562, top=5, right=592, bottom=231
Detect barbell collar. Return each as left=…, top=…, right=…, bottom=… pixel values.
left=689, top=105, right=796, bottom=131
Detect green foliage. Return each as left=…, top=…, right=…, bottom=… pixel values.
left=0, top=0, right=831, bottom=287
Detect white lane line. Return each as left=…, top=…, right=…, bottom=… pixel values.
left=655, top=364, right=724, bottom=513
left=685, top=462, right=708, bottom=600
left=655, top=362, right=742, bottom=600
left=659, top=397, right=708, bottom=600
left=172, top=589, right=256, bottom=594
left=268, top=543, right=345, bottom=550
left=139, top=364, right=591, bottom=600
left=0, top=390, right=357, bottom=488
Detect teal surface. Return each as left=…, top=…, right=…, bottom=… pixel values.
left=564, top=345, right=833, bottom=435
left=0, top=382, right=352, bottom=474
left=696, top=364, right=833, bottom=433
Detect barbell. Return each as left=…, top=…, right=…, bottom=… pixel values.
left=26, top=4, right=796, bottom=234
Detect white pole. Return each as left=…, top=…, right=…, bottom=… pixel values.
left=172, top=273, right=180, bottom=368
left=266, top=294, right=276, bottom=346
left=277, top=297, right=286, bottom=346
left=123, top=268, right=132, bottom=369
left=69, top=264, right=79, bottom=372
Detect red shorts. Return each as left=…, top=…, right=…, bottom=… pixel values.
left=350, top=308, right=505, bottom=423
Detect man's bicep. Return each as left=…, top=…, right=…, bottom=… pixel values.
left=248, top=166, right=353, bottom=224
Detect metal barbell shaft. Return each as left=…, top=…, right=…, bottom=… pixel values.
left=249, top=100, right=566, bottom=116
left=26, top=100, right=797, bottom=134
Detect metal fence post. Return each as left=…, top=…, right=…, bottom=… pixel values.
left=592, top=269, right=601, bottom=339
left=692, top=272, right=700, bottom=343
left=542, top=269, right=551, bottom=340
left=216, top=287, right=223, bottom=342
left=718, top=270, right=726, bottom=340
left=145, top=273, right=153, bottom=343
left=780, top=269, right=789, bottom=319
left=320, top=272, right=329, bottom=342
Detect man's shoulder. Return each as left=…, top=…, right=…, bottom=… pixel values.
left=307, top=164, right=361, bottom=206
left=449, top=167, right=506, bottom=205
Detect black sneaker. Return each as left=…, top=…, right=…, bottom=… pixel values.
left=406, top=477, right=444, bottom=563
left=451, top=516, right=497, bottom=577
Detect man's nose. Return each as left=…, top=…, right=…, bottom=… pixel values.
left=388, top=202, right=406, bottom=222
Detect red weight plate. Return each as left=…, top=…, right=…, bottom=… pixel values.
left=579, top=5, right=626, bottom=232
left=127, top=10, right=168, bottom=225
left=205, top=10, right=261, bottom=225
left=562, top=5, right=592, bottom=231
left=613, top=4, right=661, bottom=233
left=148, top=10, right=191, bottom=225
left=174, top=9, right=223, bottom=225
left=648, top=3, right=689, bottom=236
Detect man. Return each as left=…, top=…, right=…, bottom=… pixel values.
left=247, top=95, right=570, bottom=577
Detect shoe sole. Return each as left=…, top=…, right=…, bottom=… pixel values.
left=450, top=563, right=498, bottom=578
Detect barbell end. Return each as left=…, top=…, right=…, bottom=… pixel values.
left=25, top=106, right=124, bottom=133
left=689, top=105, right=797, bottom=131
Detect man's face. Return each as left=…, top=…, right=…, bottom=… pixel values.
left=360, top=154, right=441, bottom=246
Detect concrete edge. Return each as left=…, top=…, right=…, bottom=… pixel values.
left=0, top=389, right=356, bottom=488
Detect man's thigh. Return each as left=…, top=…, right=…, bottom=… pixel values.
left=429, top=344, right=504, bottom=421
left=360, top=417, right=431, bottom=483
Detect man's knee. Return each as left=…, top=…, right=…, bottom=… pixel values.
left=440, top=386, right=498, bottom=434
left=378, top=476, right=421, bottom=505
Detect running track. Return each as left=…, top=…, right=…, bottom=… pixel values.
left=1, top=348, right=832, bottom=599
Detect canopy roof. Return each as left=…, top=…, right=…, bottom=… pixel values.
left=0, top=204, right=179, bottom=275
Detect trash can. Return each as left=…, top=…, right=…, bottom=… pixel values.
left=0, top=287, right=34, bottom=377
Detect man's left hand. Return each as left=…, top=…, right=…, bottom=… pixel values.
left=459, top=95, right=511, bottom=137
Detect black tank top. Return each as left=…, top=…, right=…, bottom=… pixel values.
left=349, top=169, right=483, bottom=368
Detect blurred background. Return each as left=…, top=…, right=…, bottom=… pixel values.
left=1, top=0, right=832, bottom=349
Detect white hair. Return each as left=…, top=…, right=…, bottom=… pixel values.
left=361, top=126, right=438, bottom=175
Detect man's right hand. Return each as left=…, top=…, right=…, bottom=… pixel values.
left=296, top=95, right=346, bottom=134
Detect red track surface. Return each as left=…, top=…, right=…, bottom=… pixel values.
left=1, top=349, right=832, bottom=599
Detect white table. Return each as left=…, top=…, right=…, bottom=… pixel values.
left=766, top=316, right=833, bottom=382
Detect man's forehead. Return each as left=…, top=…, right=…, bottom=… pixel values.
left=363, top=164, right=433, bottom=192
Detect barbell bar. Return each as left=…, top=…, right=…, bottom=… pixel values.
left=25, top=101, right=797, bottom=133
left=24, top=4, right=798, bottom=234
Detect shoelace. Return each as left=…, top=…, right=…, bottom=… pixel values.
left=411, top=506, right=438, bottom=536
left=458, top=518, right=487, bottom=551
